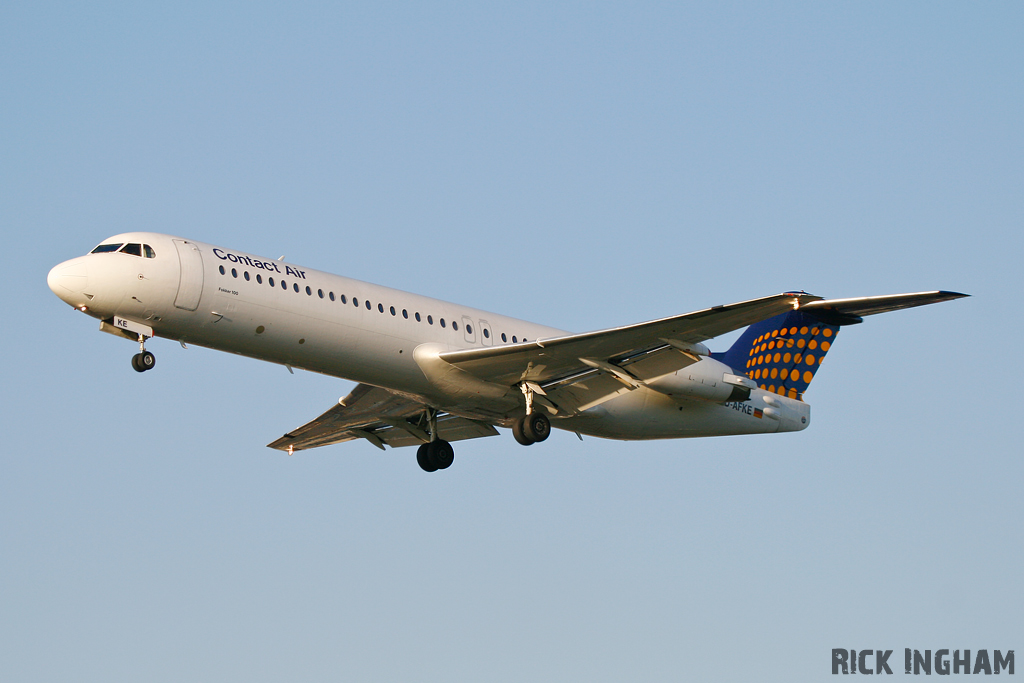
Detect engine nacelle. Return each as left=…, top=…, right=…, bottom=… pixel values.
left=646, top=357, right=755, bottom=403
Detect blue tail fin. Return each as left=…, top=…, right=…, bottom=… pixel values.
left=712, top=310, right=841, bottom=400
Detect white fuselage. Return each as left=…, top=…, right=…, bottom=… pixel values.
left=48, top=232, right=810, bottom=443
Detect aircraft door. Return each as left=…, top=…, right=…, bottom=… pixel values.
left=173, top=239, right=204, bottom=311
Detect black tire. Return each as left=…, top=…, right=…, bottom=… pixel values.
left=524, top=412, right=550, bottom=443
left=417, top=443, right=437, bottom=472
left=431, top=440, right=454, bottom=470
left=139, top=351, right=156, bottom=371
left=131, top=353, right=145, bottom=373
left=512, top=415, right=534, bottom=446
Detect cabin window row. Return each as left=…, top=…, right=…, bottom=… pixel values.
left=217, top=265, right=529, bottom=343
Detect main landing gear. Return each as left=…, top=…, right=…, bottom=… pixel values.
left=416, top=408, right=454, bottom=472
left=417, top=440, right=454, bottom=472
left=512, top=382, right=551, bottom=446
left=131, top=334, right=156, bottom=373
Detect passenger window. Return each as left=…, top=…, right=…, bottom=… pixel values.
left=440, top=319, right=446, bottom=328
left=329, top=292, right=335, bottom=301
left=256, top=274, right=262, bottom=284
left=143, top=245, right=156, bottom=258
left=269, top=277, right=275, bottom=287
left=483, top=328, right=489, bottom=338
left=91, top=243, right=123, bottom=254
left=341, top=294, right=347, bottom=304
left=244, top=271, right=250, bottom=281
left=305, top=286, right=312, bottom=295
left=353, top=297, right=359, bottom=307
left=293, top=283, right=300, bottom=292
left=390, top=306, right=396, bottom=316
left=231, top=268, right=238, bottom=278
left=318, top=289, right=324, bottom=299
left=501, top=333, right=507, bottom=342
left=427, top=315, right=433, bottom=325
left=120, top=243, right=142, bottom=257
left=378, top=303, right=384, bottom=313
left=219, top=265, right=225, bottom=275
left=453, top=321, right=459, bottom=331
left=512, top=336, right=517, bottom=343
left=402, top=309, right=408, bottom=319
left=365, top=300, right=371, bottom=310
left=415, top=312, right=421, bottom=322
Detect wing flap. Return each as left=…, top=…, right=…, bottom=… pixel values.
left=379, top=415, right=500, bottom=448
left=544, top=372, right=636, bottom=414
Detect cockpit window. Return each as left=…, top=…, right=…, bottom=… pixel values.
left=143, top=244, right=156, bottom=258
left=119, top=243, right=143, bottom=257
left=91, top=243, right=123, bottom=254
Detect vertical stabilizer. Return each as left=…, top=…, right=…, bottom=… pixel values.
left=712, top=310, right=840, bottom=400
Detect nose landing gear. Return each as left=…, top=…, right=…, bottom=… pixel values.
left=131, top=334, right=156, bottom=373
left=132, top=351, right=156, bottom=372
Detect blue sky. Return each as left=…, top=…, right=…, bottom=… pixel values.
left=2, top=3, right=1021, bottom=681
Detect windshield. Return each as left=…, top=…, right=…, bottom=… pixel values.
left=91, top=243, right=123, bottom=254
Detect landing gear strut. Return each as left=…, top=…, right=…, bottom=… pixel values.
left=131, top=334, right=156, bottom=373
left=513, top=382, right=551, bottom=446
left=416, top=408, right=454, bottom=472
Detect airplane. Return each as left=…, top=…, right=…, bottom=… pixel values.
left=47, top=232, right=967, bottom=472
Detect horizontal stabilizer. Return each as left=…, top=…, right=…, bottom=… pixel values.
left=800, top=291, right=968, bottom=325
left=715, top=290, right=968, bottom=400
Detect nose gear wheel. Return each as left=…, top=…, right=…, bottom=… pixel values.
left=132, top=350, right=156, bottom=372
left=131, top=333, right=156, bottom=372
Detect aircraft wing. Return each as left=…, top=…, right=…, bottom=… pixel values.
left=434, top=292, right=820, bottom=414
left=268, top=383, right=499, bottom=453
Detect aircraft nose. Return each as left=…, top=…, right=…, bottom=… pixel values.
left=47, top=259, right=89, bottom=301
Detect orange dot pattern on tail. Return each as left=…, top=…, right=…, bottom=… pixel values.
left=741, top=313, right=840, bottom=400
